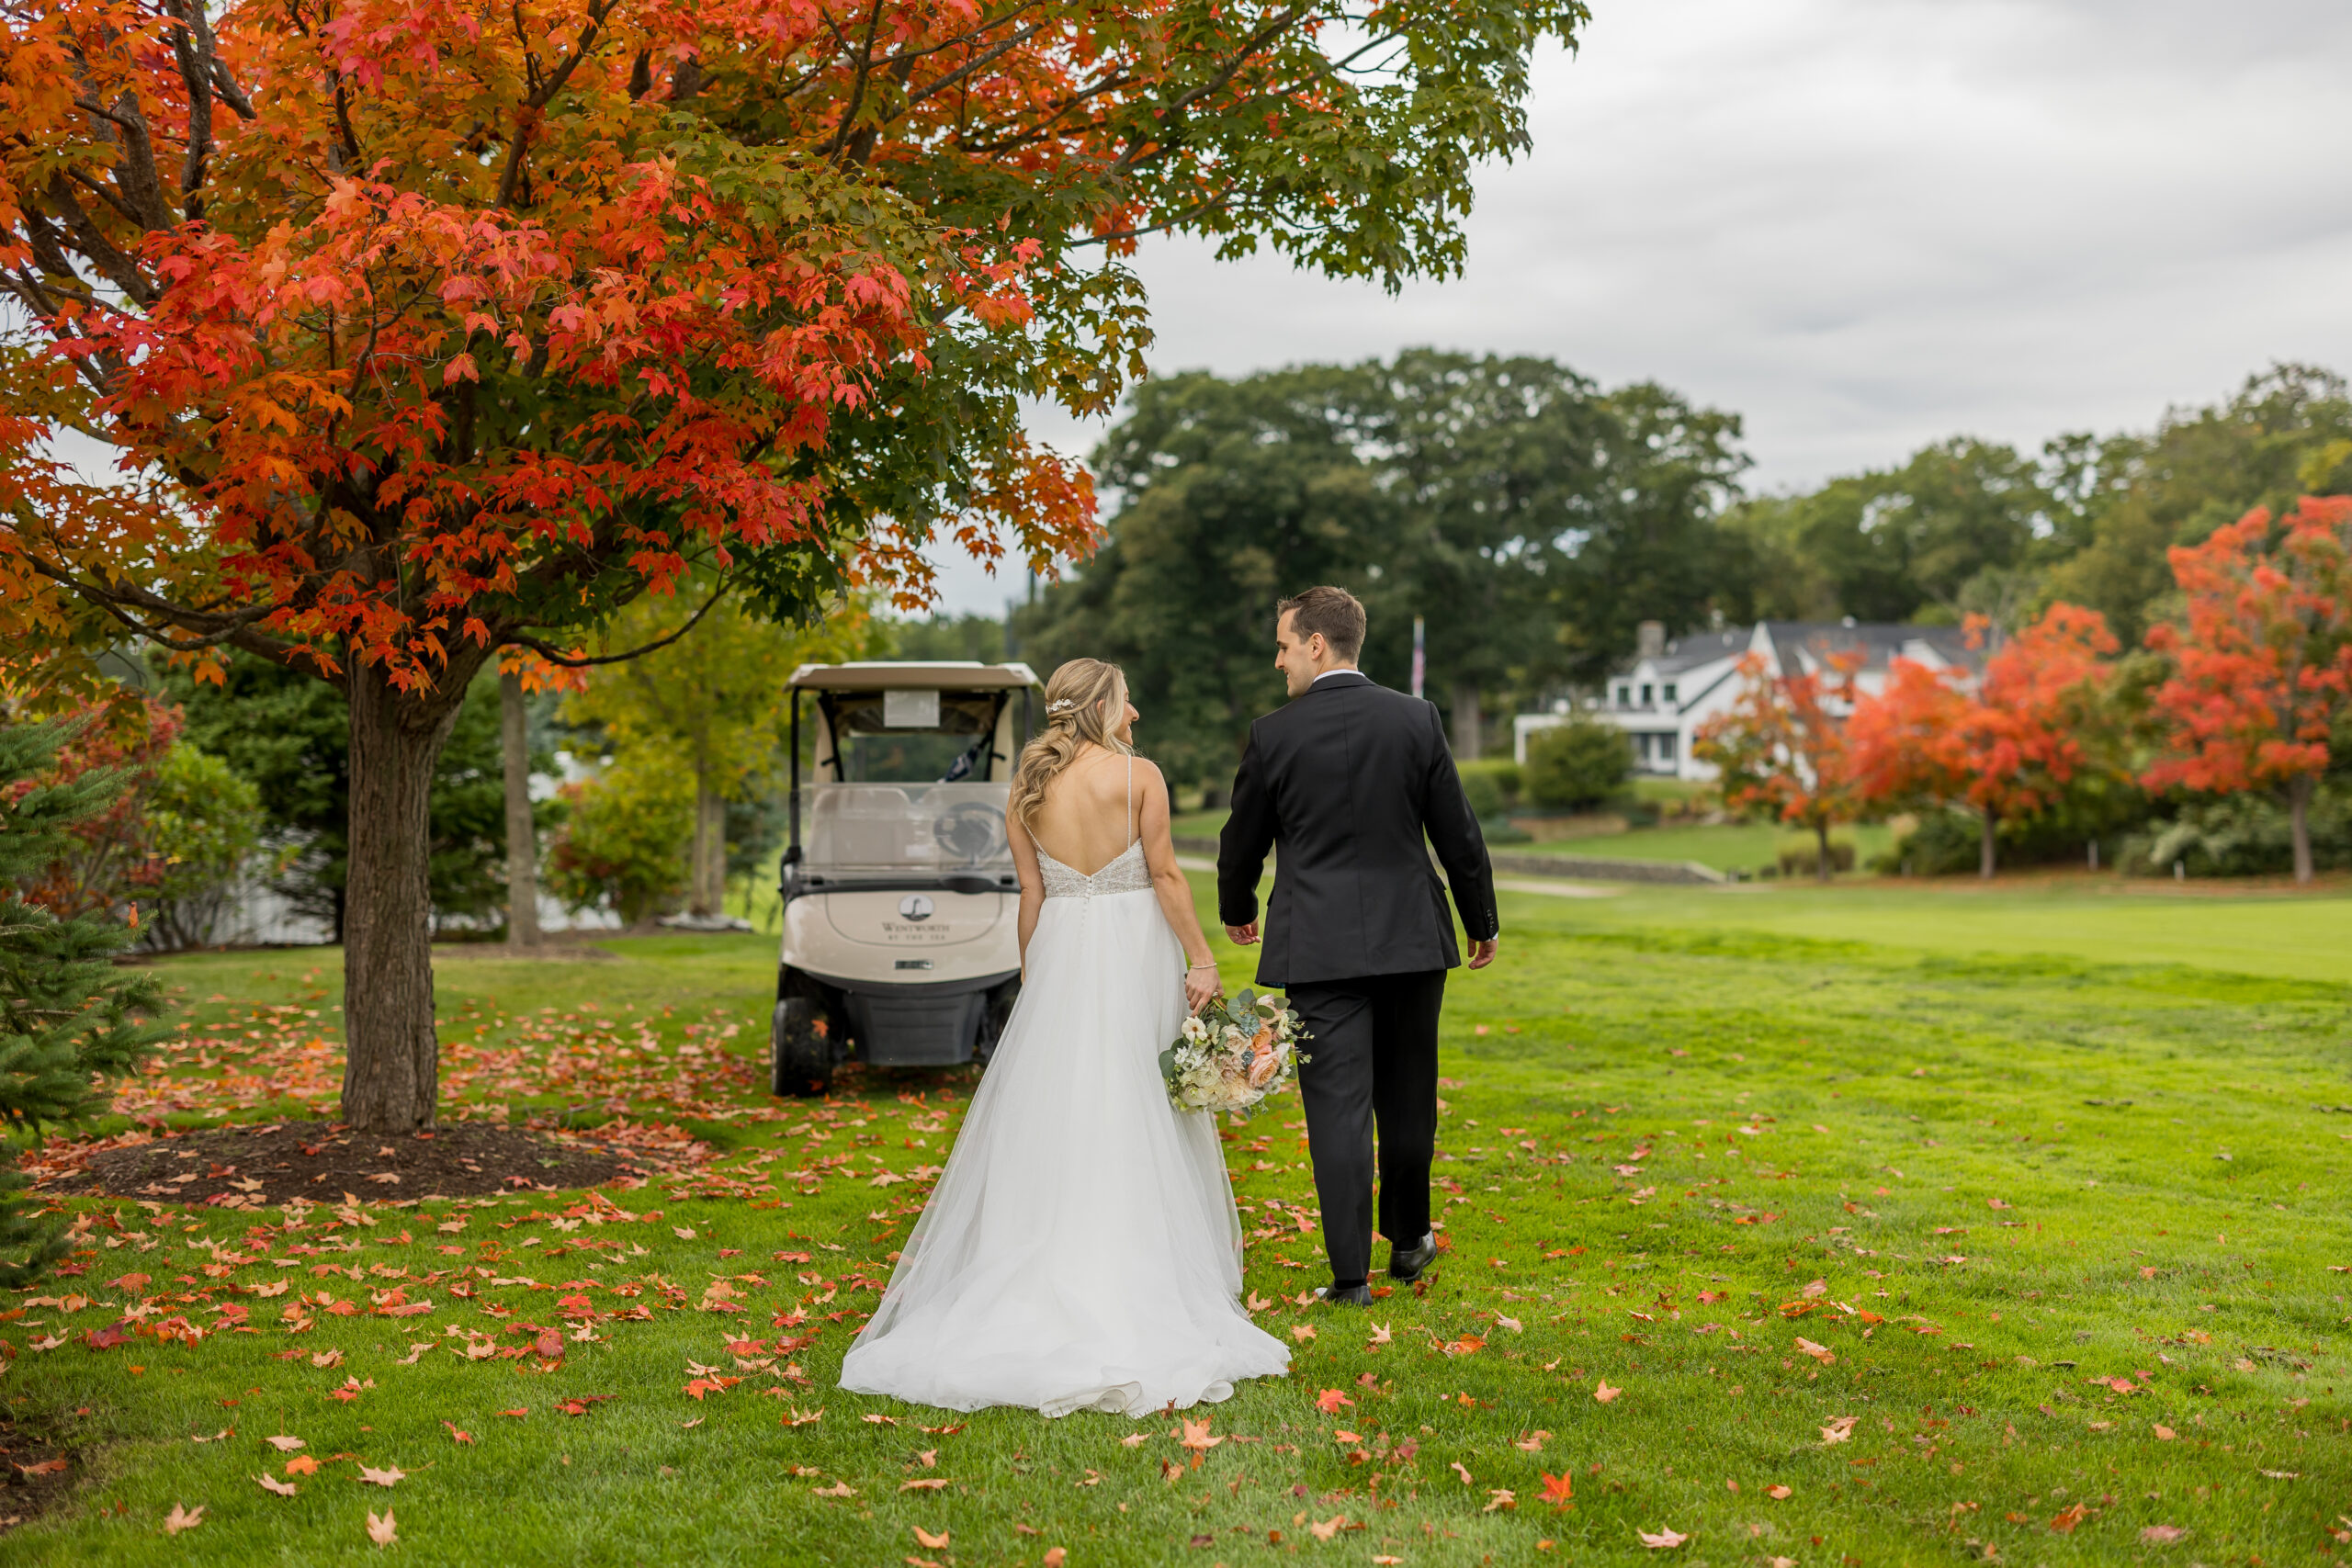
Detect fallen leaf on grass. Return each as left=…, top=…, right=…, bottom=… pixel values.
left=1594, top=1381, right=1622, bottom=1404
left=1043, top=1551, right=1067, bottom=1567
left=309, top=1348, right=343, bottom=1369
left=368, top=1508, right=396, bottom=1547
left=1316, top=1390, right=1354, bottom=1415
left=1767, top=1484, right=1792, bottom=1500
left=1291, top=1325, right=1316, bottom=1343
left=1793, top=1337, right=1834, bottom=1364
left=1367, top=1322, right=1392, bottom=1346
left=1513, top=1430, right=1550, bottom=1453
left=900, top=1478, right=951, bottom=1492
left=16, top=1458, right=67, bottom=1475
left=1246, top=1292, right=1272, bottom=1312
left=2153, top=1423, right=2176, bottom=1440
left=1494, top=1314, right=1522, bottom=1334
left=266, top=1435, right=306, bottom=1452
left=497, top=1408, right=528, bottom=1418
left=1637, top=1526, right=1688, bottom=1550
left=1820, top=1416, right=1858, bottom=1446
left=442, top=1421, right=472, bottom=1445
left=1119, top=1433, right=1148, bottom=1448
left=1180, top=1417, right=1223, bottom=1452
left=285, top=1455, right=320, bottom=1477
left=256, top=1473, right=298, bottom=1496
left=1540, top=1472, right=1574, bottom=1506
left=812, top=1482, right=856, bottom=1497
left=863, top=1413, right=898, bottom=1427
left=782, top=1407, right=823, bottom=1427
left=684, top=1377, right=741, bottom=1400
left=679, top=1416, right=704, bottom=1431
left=2140, top=1525, right=2187, bottom=1544
left=914, top=1527, right=950, bottom=1550
left=1307, top=1516, right=1348, bottom=1541
left=395, top=1343, right=434, bottom=1365
left=1451, top=1461, right=1474, bottom=1485
left=1484, top=1488, right=1516, bottom=1513
left=358, top=1464, right=404, bottom=1488
left=2049, top=1504, right=2088, bottom=1534
left=164, top=1504, right=205, bottom=1535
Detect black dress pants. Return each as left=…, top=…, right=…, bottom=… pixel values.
left=1287, top=969, right=1446, bottom=1286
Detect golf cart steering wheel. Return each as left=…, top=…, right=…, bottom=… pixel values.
left=933, top=801, right=1004, bottom=865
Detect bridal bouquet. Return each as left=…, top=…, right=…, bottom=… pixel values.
left=1159, top=988, right=1307, bottom=1118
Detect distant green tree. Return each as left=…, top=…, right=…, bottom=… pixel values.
left=1015, top=353, right=1746, bottom=780
left=1727, top=437, right=2048, bottom=626
left=0, top=718, right=166, bottom=1287
left=165, top=657, right=545, bottom=937
left=2043, top=365, right=2352, bottom=645
left=890, top=615, right=1012, bottom=663
left=1522, top=717, right=1632, bottom=812
left=143, top=745, right=266, bottom=952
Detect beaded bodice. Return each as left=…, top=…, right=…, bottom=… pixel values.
left=1035, top=840, right=1151, bottom=899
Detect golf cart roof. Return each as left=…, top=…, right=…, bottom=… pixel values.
left=787, top=660, right=1042, bottom=693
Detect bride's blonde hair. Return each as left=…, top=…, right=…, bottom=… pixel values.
left=1010, top=659, right=1132, bottom=833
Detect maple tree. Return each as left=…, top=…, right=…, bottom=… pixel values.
left=2142, top=497, right=2352, bottom=884
left=1847, top=604, right=2118, bottom=877
left=0, top=0, right=1581, bottom=1127
left=1692, top=648, right=1861, bottom=883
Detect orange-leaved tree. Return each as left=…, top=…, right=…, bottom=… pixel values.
left=1692, top=647, right=1861, bottom=883
left=0, top=0, right=1585, bottom=1127
left=2143, top=497, right=2352, bottom=883
left=1849, top=605, right=2118, bottom=878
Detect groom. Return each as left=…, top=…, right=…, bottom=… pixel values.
left=1217, top=586, right=1499, bottom=1307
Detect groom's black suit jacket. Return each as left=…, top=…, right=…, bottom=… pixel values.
left=1216, top=671, right=1498, bottom=987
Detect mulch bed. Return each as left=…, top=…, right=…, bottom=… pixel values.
left=0, top=1415, right=74, bottom=1535
left=48, top=1121, right=631, bottom=1207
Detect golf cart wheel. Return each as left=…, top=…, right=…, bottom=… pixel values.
left=771, top=997, right=831, bottom=1098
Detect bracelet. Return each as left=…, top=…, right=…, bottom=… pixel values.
left=1187, top=962, right=1218, bottom=971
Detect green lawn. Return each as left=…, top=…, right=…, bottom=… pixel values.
left=1174, top=809, right=1896, bottom=875
left=4, top=881, right=2349, bottom=1563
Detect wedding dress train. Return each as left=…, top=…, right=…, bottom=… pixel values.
left=837, top=834, right=1292, bottom=1417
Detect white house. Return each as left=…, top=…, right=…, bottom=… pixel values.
left=1513, top=619, right=1981, bottom=782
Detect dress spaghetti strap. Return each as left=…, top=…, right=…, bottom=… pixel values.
left=1125, top=753, right=1136, bottom=849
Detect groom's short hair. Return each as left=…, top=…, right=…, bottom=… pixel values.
left=1277, top=586, right=1365, bottom=661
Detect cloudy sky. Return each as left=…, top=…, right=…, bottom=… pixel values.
left=924, top=0, right=2352, bottom=615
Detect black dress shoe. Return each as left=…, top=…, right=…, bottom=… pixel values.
left=1387, top=1232, right=1438, bottom=1283
left=1315, top=1281, right=1373, bottom=1307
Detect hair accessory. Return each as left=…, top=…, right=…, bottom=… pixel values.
left=1046, top=698, right=1078, bottom=716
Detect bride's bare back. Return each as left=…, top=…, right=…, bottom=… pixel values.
left=1028, top=746, right=1141, bottom=874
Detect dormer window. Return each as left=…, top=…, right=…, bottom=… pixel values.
left=1639, top=683, right=1653, bottom=705
left=1662, top=682, right=1678, bottom=703
left=1616, top=685, right=1632, bottom=706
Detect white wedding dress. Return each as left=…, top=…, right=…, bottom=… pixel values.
left=838, top=781, right=1291, bottom=1416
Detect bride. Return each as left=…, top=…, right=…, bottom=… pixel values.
left=837, top=658, right=1292, bottom=1416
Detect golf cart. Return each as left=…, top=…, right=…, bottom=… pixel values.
left=769, top=660, right=1042, bottom=1097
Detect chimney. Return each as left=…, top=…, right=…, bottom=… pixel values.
left=1636, top=620, right=1666, bottom=660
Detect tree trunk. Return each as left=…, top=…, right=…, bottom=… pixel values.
left=689, top=763, right=723, bottom=918
left=341, top=662, right=468, bottom=1131
left=1978, top=810, right=1997, bottom=879
left=500, top=672, right=540, bottom=949
left=1815, top=821, right=1833, bottom=884
left=1451, top=682, right=1483, bottom=760
left=2289, top=774, right=2314, bottom=885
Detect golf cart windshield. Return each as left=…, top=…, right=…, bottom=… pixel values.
left=802, top=782, right=1012, bottom=878
left=822, top=691, right=1006, bottom=784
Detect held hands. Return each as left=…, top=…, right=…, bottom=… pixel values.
left=1224, top=921, right=1259, bottom=947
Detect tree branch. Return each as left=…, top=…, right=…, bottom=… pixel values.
left=506, top=585, right=729, bottom=667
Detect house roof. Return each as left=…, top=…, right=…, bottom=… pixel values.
left=1624, top=626, right=1750, bottom=678
left=1614, top=621, right=1982, bottom=681
left=1757, top=621, right=1981, bottom=675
